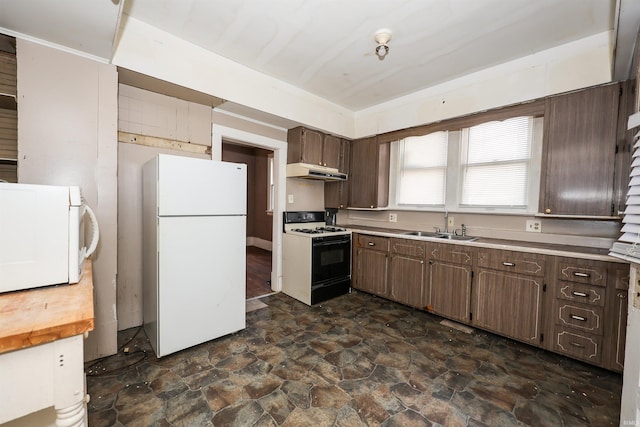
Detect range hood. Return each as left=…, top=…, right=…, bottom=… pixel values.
left=286, top=163, right=347, bottom=181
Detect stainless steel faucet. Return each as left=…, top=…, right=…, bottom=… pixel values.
left=444, top=209, right=449, bottom=234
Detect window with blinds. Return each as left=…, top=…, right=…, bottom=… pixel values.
left=460, top=116, right=533, bottom=207
left=610, top=115, right=640, bottom=262
left=396, top=131, right=448, bottom=206
left=390, top=115, right=541, bottom=213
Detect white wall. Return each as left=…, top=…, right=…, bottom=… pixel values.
left=621, top=264, right=640, bottom=424
left=354, top=32, right=613, bottom=137
left=117, top=84, right=213, bottom=330
left=112, top=15, right=354, bottom=138
left=112, top=15, right=612, bottom=140
left=16, top=39, right=118, bottom=360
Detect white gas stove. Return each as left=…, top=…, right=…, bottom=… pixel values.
left=282, top=211, right=351, bottom=305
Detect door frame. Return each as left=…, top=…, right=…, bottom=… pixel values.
left=212, top=124, right=287, bottom=292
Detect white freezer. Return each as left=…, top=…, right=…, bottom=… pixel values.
left=155, top=154, right=246, bottom=216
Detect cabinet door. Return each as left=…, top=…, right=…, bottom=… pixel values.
left=300, top=129, right=323, bottom=166
left=541, top=84, right=619, bottom=216
left=348, top=137, right=389, bottom=209
left=472, top=268, right=543, bottom=344
left=389, top=254, right=425, bottom=308
left=324, top=139, right=350, bottom=208
left=322, top=135, right=342, bottom=169
left=428, top=260, right=471, bottom=322
left=354, top=248, right=389, bottom=297
left=608, top=290, right=628, bottom=372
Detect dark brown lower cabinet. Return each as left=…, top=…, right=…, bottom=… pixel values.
left=350, top=233, right=629, bottom=372
left=608, top=290, right=628, bottom=371
left=352, top=234, right=390, bottom=297
left=388, top=238, right=426, bottom=308
left=473, top=268, right=544, bottom=345
left=427, top=244, right=473, bottom=323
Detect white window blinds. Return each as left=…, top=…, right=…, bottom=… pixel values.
left=397, top=131, right=448, bottom=206
left=610, top=115, right=640, bottom=262
left=460, top=116, right=532, bottom=207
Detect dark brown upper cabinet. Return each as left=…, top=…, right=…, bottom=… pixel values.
left=540, top=84, right=621, bottom=217
left=324, top=138, right=350, bottom=208
left=287, top=126, right=342, bottom=170
left=348, top=136, right=389, bottom=209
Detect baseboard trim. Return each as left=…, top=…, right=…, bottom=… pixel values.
left=247, top=237, right=272, bottom=251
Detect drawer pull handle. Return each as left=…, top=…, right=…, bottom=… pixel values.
left=368, top=242, right=375, bottom=246
left=573, top=272, right=590, bottom=278
left=572, top=291, right=588, bottom=297
left=502, top=262, right=516, bottom=267
left=570, top=315, right=587, bottom=322
left=570, top=342, right=585, bottom=348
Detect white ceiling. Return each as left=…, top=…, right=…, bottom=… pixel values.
left=0, top=0, right=639, bottom=112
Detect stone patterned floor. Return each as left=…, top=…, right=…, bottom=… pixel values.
left=86, top=291, right=622, bottom=426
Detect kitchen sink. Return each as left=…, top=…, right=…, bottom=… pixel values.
left=401, top=231, right=442, bottom=237
left=438, top=234, right=478, bottom=242
left=401, top=230, right=478, bottom=242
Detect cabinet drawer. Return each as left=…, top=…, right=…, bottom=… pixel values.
left=554, top=301, right=604, bottom=335
left=556, top=258, right=606, bottom=286
left=477, top=250, right=545, bottom=276
left=391, top=238, right=426, bottom=257
left=556, top=281, right=605, bottom=307
left=429, top=243, right=473, bottom=265
left=553, top=326, right=602, bottom=364
left=355, top=234, right=389, bottom=252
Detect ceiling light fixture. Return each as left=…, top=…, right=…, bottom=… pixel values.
left=374, top=29, right=392, bottom=60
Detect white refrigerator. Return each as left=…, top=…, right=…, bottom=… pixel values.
left=142, top=154, right=247, bottom=358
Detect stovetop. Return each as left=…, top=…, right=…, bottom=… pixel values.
left=283, top=211, right=350, bottom=238
left=290, top=226, right=348, bottom=234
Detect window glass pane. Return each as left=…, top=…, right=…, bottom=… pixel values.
left=403, top=133, right=447, bottom=168
left=398, top=169, right=446, bottom=205
left=461, top=163, right=528, bottom=206
left=466, top=116, right=531, bottom=164
left=397, top=131, right=447, bottom=206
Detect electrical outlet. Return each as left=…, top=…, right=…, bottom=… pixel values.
left=447, top=216, right=454, bottom=228
left=287, top=194, right=294, bottom=204
left=389, top=213, right=398, bottom=222
left=526, top=219, right=542, bottom=233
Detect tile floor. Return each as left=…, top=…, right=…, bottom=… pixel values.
left=86, top=291, right=622, bottom=426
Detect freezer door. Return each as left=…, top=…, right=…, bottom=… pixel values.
left=156, top=215, right=246, bottom=357
left=156, top=154, right=247, bottom=216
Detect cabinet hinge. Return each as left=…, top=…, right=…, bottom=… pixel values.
left=615, top=144, right=619, bottom=154
left=620, top=86, right=623, bottom=97
left=540, top=333, right=544, bottom=343
left=543, top=284, right=547, bottom=292
left=611, top=203, right=615, bottom=216
left=471, top=271, right=474, bottom=279
left=469, top=312, right=473, bottom=321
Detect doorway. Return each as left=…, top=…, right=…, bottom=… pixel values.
left=222, top=142, right=275, bottom=299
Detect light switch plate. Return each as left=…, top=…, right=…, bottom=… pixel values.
left=448, top=217, right=454, bottom=228
left=287, top=194, right=294, bottom=204
left=389, top=213, right=398, bottom=222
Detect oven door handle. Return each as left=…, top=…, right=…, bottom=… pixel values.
left=312, top=238, right=351, bottom=247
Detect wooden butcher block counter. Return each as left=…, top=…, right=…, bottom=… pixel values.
left=0, top=260, right=94, bottom=354
left=0, top=260, right=94, bottom=426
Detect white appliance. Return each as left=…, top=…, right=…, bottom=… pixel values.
left=0, top=183, right=99, bottom=293
left=142, top=154, right=247, bottom=358
left=282, top=211, right=351, bottom=305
